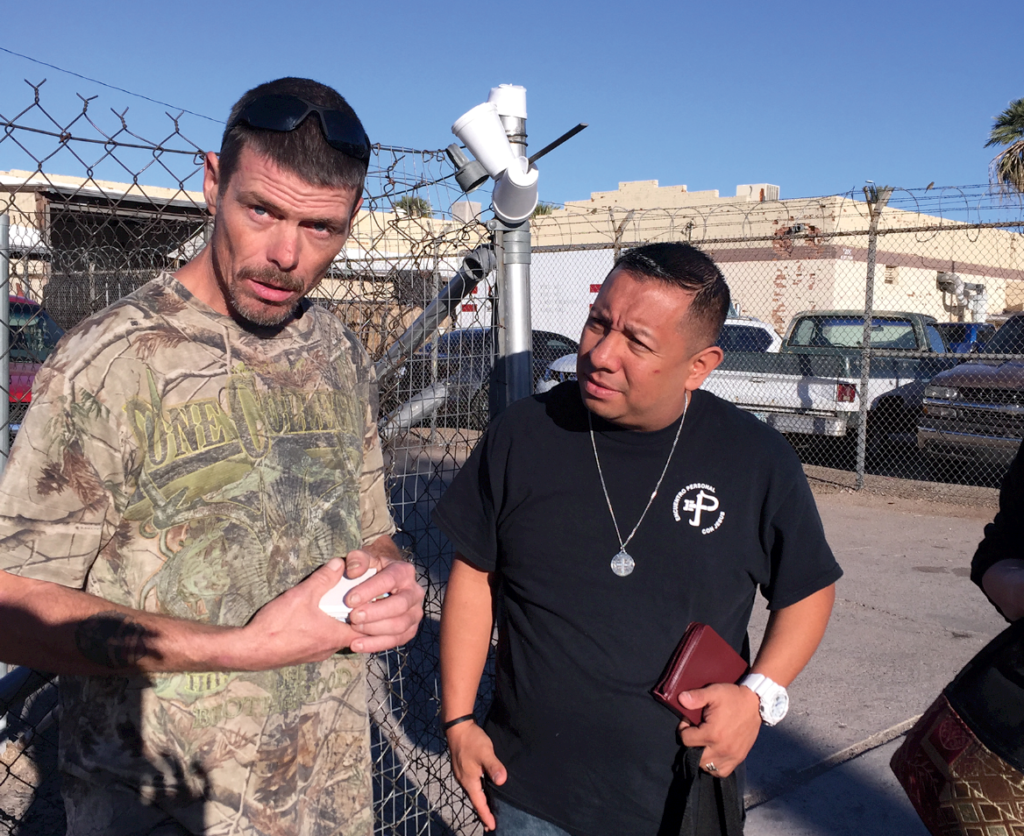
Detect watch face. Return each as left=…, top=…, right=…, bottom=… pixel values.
left=765, top=689, right=789, bottom=723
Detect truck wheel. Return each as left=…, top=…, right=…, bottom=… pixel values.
left=922, top=450, right=956, bottom=484
left=867, top=399, right=909, bottom=448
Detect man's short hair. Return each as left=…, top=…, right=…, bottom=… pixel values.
left=612, top=242, right=731, bottom=348
left=219, top=77, right=368, bottom=194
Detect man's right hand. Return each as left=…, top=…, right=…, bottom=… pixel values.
left=234, top=557, right=360, bottom=670
left=447, top=721, right=507, bottom=831
left=0, top=559, right=367, bottom=676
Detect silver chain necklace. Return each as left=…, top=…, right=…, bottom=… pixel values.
left=588, top=392, right=689, bottom=577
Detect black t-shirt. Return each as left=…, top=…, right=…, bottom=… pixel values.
left=433, top=384, right=841, bottom=836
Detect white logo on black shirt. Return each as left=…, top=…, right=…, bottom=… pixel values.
left=672, top=483, right=725, bottom=534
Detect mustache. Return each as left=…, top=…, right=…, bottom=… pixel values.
left=235, top=267, right=305, bottom=293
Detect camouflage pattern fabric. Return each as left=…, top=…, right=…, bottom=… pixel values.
left=0, top=272, right=395, bottom=835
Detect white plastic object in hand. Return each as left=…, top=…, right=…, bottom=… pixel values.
left=319, top=567, right=378, bottom=622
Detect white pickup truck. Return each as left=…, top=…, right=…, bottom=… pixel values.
left=701, top=311, right=955, bottom=439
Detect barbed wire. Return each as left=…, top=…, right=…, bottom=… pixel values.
left=0, top=78, right=459, bottom=168
left=521, top=186, right=1024, bottom=252
left=0, top=46, right=224, bottom=123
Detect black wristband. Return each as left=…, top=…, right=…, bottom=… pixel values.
left=442, top=713, right=476, bottom=732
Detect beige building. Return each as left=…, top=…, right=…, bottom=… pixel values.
left=529, top=180, right=1024, bottom=336
left=5, top=168, right=1020, bottom=343
left=0, top=170, right=208, bottom=314
left=0, top=169, right=486, bottom=339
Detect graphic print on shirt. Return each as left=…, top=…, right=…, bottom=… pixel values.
left=122, top=366, right=363, bottom=626
left=672, top=482, right=725, bottom=534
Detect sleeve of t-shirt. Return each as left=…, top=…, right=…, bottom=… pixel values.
left=0, top=350, right=127, bottom=589
left=757, top=452, right=843, bottom=610
left=358, top=351, right=396, bottom=547
left=970, top=445, right=1024, bottom=594
left=431, top=416, right=509, bottom=572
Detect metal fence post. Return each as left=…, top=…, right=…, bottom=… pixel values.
left=0, top=214, right=9, bottom=748
left=855, top=186, right=892, bottom=490
left=491, top=109, right=533, bottom=417
left=428, top=246, right=441, bottom=442
left=489, top=227, right=506, bottom=420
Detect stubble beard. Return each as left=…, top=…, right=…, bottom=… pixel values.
left=219, top=264, right=308, bottom=328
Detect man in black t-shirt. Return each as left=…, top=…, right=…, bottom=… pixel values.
left=435, top=243, right=841, bottom=836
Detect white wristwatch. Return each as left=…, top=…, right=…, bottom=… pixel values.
left=740, top=673, right=789, bottom=726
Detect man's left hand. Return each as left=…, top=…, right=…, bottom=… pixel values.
left=677, top=683, right=762, bottom=777
left=343, top=547, right=424, bottom=653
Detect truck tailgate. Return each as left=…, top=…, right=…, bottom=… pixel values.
left=702, top=352, right=857, bottom=436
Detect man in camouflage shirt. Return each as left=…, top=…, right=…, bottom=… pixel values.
left=0, top=77, right=424, bottom=835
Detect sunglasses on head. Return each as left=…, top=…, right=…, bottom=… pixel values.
left=227, top=94, right=372, bottom=164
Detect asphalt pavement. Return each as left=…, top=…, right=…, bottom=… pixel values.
left=742, top=478, right=1006, bottom=835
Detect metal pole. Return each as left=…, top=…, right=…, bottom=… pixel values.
left=1, top=214, right=9, bottom=469
left=373, top=245, right=495, bottom=380
left=489, top=228, right=506, bottom=421
left=502, top=224, right=532, bottom=403
left=428, top=247, right=440, bottom=442
left=492, top=112, right=533, bottom=416
left=855, top=187, right=891, bottom=490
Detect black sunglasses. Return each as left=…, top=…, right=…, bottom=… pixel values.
left=227, top=94, right=372, bottom=164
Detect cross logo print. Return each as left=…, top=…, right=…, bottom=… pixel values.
left=672, top=483, right=726, bottom=535
left=681, top=490, right=720, bottom=527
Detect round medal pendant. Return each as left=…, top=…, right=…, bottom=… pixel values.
left=610, top=550, right=635, bottom=577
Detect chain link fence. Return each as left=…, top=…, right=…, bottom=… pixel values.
left=2, top=80, right=1024, bottom=836
left=527, top=185, right=1024, bottom=495
left=0, top=80, right=493, bottom=835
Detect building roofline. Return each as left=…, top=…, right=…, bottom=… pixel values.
left=0, top=170, right=205, bottom=210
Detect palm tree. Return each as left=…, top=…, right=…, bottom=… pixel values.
left=986, top=98, right=1024, bottom=195
left=531, top=202, right=555, bottom=219
left=394, top=195, right=433, bottom=218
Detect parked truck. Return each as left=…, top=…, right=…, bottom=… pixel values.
left=702, top=310, right=955, bottom=440
left=918, top=313, right=1024, bottom=466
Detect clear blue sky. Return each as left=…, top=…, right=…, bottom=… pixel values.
left=0, top=0, right=1019, bottom=208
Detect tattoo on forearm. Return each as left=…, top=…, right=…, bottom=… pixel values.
left=75, top=611, right=151, bottom=669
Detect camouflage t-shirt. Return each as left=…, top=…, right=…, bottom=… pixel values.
left=0, top=273, right=396, bottom=835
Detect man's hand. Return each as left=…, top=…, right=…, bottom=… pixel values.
left=440, top=556, right=500, bottom=828
left=675, top=585, right=836, bottom=777
left=678, top=683, right=762, bottom=777
left=0, top=546, right=423, bottom=676
left=447, top=721, right=507, bottom=831
left=343, top=544, right=425, bottom=653
left=238, top=557, right=362, bottom=669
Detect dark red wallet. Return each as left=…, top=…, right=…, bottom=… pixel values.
left=651, top=622, right=749, bottom=725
